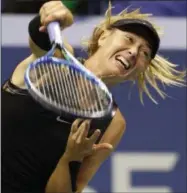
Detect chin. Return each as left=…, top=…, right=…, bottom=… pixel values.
left=101, top=74, right=126, bottom=87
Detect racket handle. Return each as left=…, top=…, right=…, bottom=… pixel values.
left=47, top=22, right=63, bottom=45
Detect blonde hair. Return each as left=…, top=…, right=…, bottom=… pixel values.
left=83, top=2, right=186, bottom=104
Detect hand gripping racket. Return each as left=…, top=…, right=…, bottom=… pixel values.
left=24, top=22, right=113, bottom=119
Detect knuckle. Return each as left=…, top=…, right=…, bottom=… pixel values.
left=59, top=10, right=73, bottom=24
left=72, top=119, right=79, bottom=128
left=55, top=10, right=67, bottom=20
left=80, top=122, right=87, bottom=130
left=71, top=136, right=76, bottom=141
left=42, top=3, right=48, bottom=10
left=49, top=12, right=58, bottom=20
left=82, top=121, right=87, bottom=127
left=45, top=8, right=51, bottom=16
left=76, top=140, right=81, bottom=145
left=40, top=2, right=73, bottom=26
left=60, top=10, right=68, bottom=18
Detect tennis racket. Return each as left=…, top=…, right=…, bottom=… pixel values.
left=24, top=21, right=113, bottom=119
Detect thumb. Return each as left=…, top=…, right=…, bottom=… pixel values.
left=39, top=26, right=46, bottom=32
left=93, top=143, right=113, bottom=151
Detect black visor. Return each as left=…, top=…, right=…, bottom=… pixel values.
left=111, top=19, right=160, bottom=59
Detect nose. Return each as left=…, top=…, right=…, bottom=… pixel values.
left=127, top=47, right=138, bottom=64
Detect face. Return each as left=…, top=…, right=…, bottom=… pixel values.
left=86, top=29, right=152, bottom=85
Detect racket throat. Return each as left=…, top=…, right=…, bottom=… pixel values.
left=54, top=48, right=64, bottom=58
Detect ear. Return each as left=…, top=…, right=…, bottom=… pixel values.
left=98, top=30, right=112, bottom=47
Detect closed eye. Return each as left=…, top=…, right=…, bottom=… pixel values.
left=142, top=51, right=151, bottom=60
left=140, top=46, right=151, bottom=59
left=144, top=51, right=149, bottom=57
left=127, top=36, right=134, bottom=43
left=124, top=35, right=134, bottom=43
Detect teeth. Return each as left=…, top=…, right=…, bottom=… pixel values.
left=116, top=55, right=130, bottom=69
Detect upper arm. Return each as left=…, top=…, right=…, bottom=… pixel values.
left=99, top=108, right=126, bottom=149
left=89, top=108, right=126, bottom=160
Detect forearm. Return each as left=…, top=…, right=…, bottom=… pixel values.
left=11, top=15, right=74, bottom=87
left=76, top=154, right=109, bottom=193
left=45, top=156, right=73, bottom=193
left=76, top=109, right=126, bottom=192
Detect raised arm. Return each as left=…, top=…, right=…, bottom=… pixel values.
left=11, top=1, right=74, bottom=88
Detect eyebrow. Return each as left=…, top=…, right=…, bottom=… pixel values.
left=145, top=43, right=152, bottom=50
left=125, top=33, right=152, bottom=50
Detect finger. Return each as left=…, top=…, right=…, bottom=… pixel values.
left=76, top=123, right=87, bottom=144
left=39, top=3, right=58, bottom=25
left=94, top=143, right=113, bottom=151
left=76, top=120, right=91, bottom=143
left=40, top=1, right=58, bottom=14
left=74, top=120, right=89, bottom=141
left=71, top=119, right=83, bottom=134
left=39, top=26, right=46, bottom=32
left=39, top=7, right=46, bottom=26
left=89, top=129, right=101, bottom=144
left=82, top=120, right=91, bottom=138
left=44, top=4, right=62, bottom=17
left=43, top=10, right=67, bottom=26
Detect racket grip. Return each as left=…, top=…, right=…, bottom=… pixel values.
left=47, top=22, right=63, bottom=45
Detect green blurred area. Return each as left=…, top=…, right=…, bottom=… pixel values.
left=2, top=0, right=100, bottom=15
left=61, top=0, right=90, bottom=15
left=61, top=0, right=79, bottom=12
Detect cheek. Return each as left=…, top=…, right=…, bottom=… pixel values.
left=111, top=38, right=125, bottom=49
left=100, top=36, right=126, bottom=58
left=105, top=36, right=124, bottom=51
left=136, top=58, right=150, bottom=73
left=100, top=43, right=115, bottom=57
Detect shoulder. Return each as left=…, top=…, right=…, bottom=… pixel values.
left=77, top=57, right=86, bottom=64
left=1, top=79, right=28, bottom=95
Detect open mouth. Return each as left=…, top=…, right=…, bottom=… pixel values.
left=115, top=55, right=131, bottom=70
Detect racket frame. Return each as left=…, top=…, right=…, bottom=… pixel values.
left=24, top=22, right=113, bottom=119
left=25, top=55, right=113, bottom=118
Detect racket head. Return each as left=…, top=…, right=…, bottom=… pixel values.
left=24, top=55, right=113, bottom=119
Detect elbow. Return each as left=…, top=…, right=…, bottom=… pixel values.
left=119, top=117, right=126, bottom=137
left=115, top=110, right=127, bottom=140
left=119, top=115, right=126, bottom=128
left=115, top=109, right=127, bottom=131
left=122, top=117, right=126, bottom=130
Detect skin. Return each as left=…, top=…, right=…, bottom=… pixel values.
left=85, top=29, right=152, bottom=85
left=5, top=1, right=152, bottom=193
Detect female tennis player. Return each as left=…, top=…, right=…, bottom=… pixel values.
left=2, top=1, right=185, bottom=193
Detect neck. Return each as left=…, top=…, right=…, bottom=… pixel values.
left=84, top=54, right=125, bottom=88
left=84, top=57, right=116, bottom=88
left=84, top=54, right=102, bottom=77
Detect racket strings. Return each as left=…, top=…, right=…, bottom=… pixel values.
left=29, top=61, right=110, bottom=114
